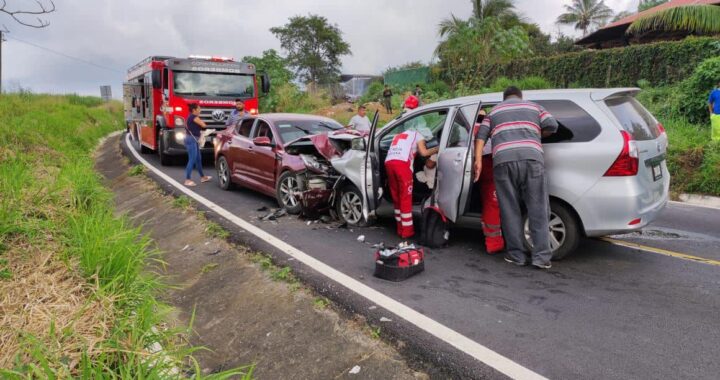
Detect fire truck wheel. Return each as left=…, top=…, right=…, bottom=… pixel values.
left=216, top=156, right=235, bottom=191
left=158, top=133, right=174, bottom=166
left=276, top=171, right=303, bottom=215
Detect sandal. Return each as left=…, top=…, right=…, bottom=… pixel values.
left=201, top=176, right=213, bottom=183
left=184, top=180, right=197, bottom=187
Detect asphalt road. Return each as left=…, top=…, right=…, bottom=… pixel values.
left=123, top=136, right=720, bottom=380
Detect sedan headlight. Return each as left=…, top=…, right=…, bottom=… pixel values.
left=300, top=154, right=328, bottom=173
left=174, top=115, right=184, bottom=127
left=175, top=130, right=186, bottom=144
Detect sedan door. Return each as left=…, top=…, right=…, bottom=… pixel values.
left=247, top=119, right=279, bottom=194
left=229, top=118, right=256, bottom=182
left=434, top=102, right=480, bottom=222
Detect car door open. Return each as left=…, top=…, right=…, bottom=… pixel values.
left=361, top=111, right=381, bottom=220
left=433, top=102, right=481, bottom=222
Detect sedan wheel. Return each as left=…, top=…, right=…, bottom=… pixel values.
left=276, top=172, right=303, bottom=214
left=217, top=156, right=234, bottom=191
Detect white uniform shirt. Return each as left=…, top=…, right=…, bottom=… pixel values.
left=348, top=114, right=371, bottom=132
left=385, top=130, right=425, bottom=167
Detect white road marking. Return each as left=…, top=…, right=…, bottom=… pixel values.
left=669, top=200, right=720, bottom=211
left=123, top=134, right=547, bottom=380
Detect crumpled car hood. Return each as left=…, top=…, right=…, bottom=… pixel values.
left=285, top=130, right=368, bottom=161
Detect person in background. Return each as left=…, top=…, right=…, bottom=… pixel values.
left=385, top=126, right=439, bottom=239
left=184, top=103, right=212, bottom=187
left=708, top=80, right=720, bottom=141
left=347, top=105, right=371, bottom=133
left=413, top=84, right=423, bottom=99
left=226, top=98, right=250, bottom=128
left=382, top=85, right=393, bottom=114
left=473, top=86, right=558, bottom=269
left=474, top=109, right=505, bottom=254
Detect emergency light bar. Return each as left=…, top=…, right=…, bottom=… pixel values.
left=188, top=55, right=235, bottom=62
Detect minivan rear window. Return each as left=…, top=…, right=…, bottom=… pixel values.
left=605, top=96, right=660, bottom=141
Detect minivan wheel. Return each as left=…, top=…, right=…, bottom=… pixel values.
left=523, top=200, right=581, bottom=260
left=421, top=209, right=449, bottom=248
left=336, top=185, right=372, bottom=227
left=276, top=171, right=303, bottom=215
left=216, top=156, right=235, bottom=191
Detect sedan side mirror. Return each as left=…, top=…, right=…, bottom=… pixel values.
left=253, top=136, right=274, bottom=147
left=261, top=73, right=271, bottom=95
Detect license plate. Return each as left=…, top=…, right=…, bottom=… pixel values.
left=652, top=164, right=662, bottom=181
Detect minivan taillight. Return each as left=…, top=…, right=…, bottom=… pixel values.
left=657, top=122, right=666, bottom=135
left=604, top=130, right=638, bottom=176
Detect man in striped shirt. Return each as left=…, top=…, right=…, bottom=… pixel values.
left=473, top=86, right=558, bottom=269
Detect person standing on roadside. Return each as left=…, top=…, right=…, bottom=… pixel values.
left=347, top=105, right=371, bottom=133
left=226, top=98, right=250, bottom=127
left=708, top=80, right=720, bottom=141
left=382, top=85, right=393, bottom=114
left=473, top=86, right=558, bottom=269
left=184, top=103, right=212, bottom=187
left=413, top=84, right=423, bottom=105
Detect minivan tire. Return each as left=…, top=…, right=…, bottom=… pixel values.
left=421, top=208, right=449, bottom=248
left=276, top=171, right=303, bottom=215
left=336, top=185, right=373, bottom=227
left=524, top=199, right=581, bottom=260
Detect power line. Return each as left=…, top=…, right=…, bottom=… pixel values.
left=5, top=34, right=123, bottom=74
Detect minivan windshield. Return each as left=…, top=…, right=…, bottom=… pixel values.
left=605, top=96, right=660, bottom=141
left=173, top=72, right=255, bottom=98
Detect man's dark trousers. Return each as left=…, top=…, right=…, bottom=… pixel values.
left=493, top=159, right=552, bottom=265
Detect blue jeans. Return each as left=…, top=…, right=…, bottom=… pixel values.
left=184, top=135, right=204, bottom=180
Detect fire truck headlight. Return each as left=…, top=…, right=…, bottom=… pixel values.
left=175, top=131, right=186, bottom=144
left=249, top=108, right=258, bottom=115
left=174, top=116, right=185, bottom=127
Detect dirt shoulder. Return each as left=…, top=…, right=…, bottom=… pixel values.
left=94, top=134, right=427, bottom=379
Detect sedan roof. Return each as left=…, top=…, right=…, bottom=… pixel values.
left=252, top=113, right=342, bottom=125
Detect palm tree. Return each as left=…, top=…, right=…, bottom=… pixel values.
left=627, top=5, right=720, bottom=36
left=438, top=14, right=471, bottom=38
left=556, top=0, right=615, bottom=37
left=471, top=0, right=517, bottom=23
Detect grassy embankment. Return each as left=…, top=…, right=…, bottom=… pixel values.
left=0, top=94, right=250, bottom=378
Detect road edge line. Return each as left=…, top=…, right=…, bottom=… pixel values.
left=123, top=133, right=547, bottom=380
left=600, top=237, right=720, bottom=267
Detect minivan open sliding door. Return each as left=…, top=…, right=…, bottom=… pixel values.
left=361, top=111, right=381, bottom=221
left=434, top=102, right=482, bottom=222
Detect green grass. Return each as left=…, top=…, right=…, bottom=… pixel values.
left=128, top=164, right=147, bottom=176
left=205, top=221, right=230, bottom=240
left=270, top=266, right=292, bottom=282
left=172, top=195, right=192, bottom=210
left=0, top=94, right=252, bottom=378
left=201, top=263, right=219, bottom=274
left=313, top=297, right=329, bottom=310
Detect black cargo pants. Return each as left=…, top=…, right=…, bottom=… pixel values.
left=493, top=159, right=552, bottom=265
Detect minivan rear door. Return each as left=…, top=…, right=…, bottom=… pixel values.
left=434, top=102, right=481, bottom=222
left=604, top=95, right=668, bottom=204
left=361, top=111, right=382, bottom=220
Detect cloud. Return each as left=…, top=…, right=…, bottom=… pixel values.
left=1, top=0, right=637, bottom=96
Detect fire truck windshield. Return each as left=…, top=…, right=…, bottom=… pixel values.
left=173, top=71, right=255, bottom=98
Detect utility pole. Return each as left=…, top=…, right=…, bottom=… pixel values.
left=1, top=31, right=3, bottom=94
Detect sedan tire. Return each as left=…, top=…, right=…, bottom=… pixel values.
left=216, top=156, right=235, bottom=191
left=276, top=171, right=303, bottom=215
left=524, top=199, right=581, bottom=260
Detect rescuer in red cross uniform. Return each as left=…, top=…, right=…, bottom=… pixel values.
left=475, top=109, right=505, bottom=254
left=385, top=96, right=438, bottom=238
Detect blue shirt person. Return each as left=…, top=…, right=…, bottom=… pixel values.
left=708, top=83, right=720, bottom=115
left=226, top=99, right=251, bottom=127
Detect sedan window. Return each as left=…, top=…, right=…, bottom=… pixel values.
left=275, top=119, right=343, bottom=143
left=236, top=119, right=254, bottom=137
left=253, top=121, right=275, bottom=143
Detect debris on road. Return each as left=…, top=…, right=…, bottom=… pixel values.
left=349, top=365, right=361, bottom=375
left=260, top=208, right=288, bottom=221
left=357, top=235, right=366, bottom=243
left=256, top=206, right=269, bottom=212
left=380, top=317, right=392, bottom=322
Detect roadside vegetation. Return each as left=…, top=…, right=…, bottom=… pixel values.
left=0, top=93, right=250, bottom=378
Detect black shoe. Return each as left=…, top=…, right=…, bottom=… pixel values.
left=532, top=262, right=552, bottom=270
left=504, top=255, right=528, bottom=266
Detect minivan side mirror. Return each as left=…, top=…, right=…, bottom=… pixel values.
left=260, top=73, right=271, bottom=95
left=253, top=136, right=274, bottom=147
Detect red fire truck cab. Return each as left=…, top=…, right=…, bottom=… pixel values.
left=123, top=55, right=270, bottom=165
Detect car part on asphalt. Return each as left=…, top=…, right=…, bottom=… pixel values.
left=260, top=208, right=288, bottom=221
left=374, top=242, right=425, bottom=282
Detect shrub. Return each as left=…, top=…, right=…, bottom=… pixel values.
left=676, top=56, right=720, bottom=124
left=492, top=37, right=720, bottom=88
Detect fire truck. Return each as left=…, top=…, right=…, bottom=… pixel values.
left=123, top=55, right=270, bottom=165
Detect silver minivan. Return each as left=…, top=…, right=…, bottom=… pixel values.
left=331, top=88, right=670, bottom=259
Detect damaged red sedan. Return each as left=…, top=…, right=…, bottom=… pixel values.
left=213, top=113, right=345, bottom=213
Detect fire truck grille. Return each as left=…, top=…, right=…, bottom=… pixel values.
left=199, top=109, right=231, bottom=128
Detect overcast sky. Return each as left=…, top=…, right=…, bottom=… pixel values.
left=1, top=0, right=640, bottom=96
